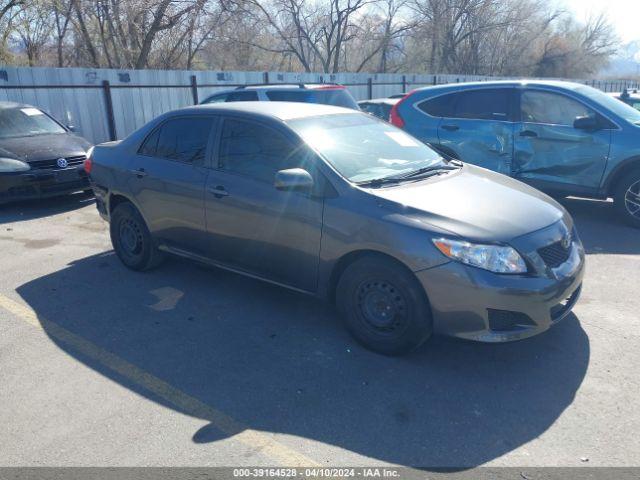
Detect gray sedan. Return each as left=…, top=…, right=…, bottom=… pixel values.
left=87, top=102, right=585, bottom=355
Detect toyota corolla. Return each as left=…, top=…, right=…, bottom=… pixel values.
left=87, top=102, right=585, bottom=355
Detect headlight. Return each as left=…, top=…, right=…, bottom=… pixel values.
left=432, top=238, right=527, bottom=274
left=0, top=157, right=30, bottom=172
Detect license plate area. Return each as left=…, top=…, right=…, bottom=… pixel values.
left=55, top=168, right=81, bottom=183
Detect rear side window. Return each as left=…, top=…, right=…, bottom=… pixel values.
left=219, top=118, right=305, bottom=183
left=140, top=117, right=214, bottom=163
left=266, top=89, right=359, bottom=109
left=454, top=89, right=510, bottom=120
left=418, top=93, right=458, bottom=117
left=225, top=91, right=259, bottom=102
left=202, top=93, right=229, bottom=104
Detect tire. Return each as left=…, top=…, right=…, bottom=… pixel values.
left=110, top=202, right=164, bottom=271
left=613, top=168, right=640, bottom=228
left=336, top=255, right=433, bottom=356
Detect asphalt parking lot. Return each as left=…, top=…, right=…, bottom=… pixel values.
left=0, top=193, right=639, bottom=468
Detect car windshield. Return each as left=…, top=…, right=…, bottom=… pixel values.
left=288, top=113, right=444, bottom=183
left=265, top=89, right=359, bottom=110
left=0, top=107, right=66, bottom=139
left=576, top=86, right=640, bottom=125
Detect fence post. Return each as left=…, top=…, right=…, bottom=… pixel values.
left=263, top=72, right=269, bottom=84
left=102, top=80, right=117, bottom=141
left=433, top=75, right=437, bottom=85
left=401, top=75, right=406, bottom=93
left=190, top=75, right=199, bottom=104
left=367, top=77, right=373, bottom=99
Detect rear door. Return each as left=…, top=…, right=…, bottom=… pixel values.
left=435, top=88, right=515, bottom=176
left=128, top=115, right=217, bottom=254
left=513, top=88, right=612, bottom=192
left=203, top=116, right=324, bottom=292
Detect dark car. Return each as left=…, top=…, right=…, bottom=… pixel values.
left=0, top=102, right=92, bottom=203
left=390, top=80, right=640, bottom=227
left=609, top=89, right=640, bottom=111
left=200, top=83, right=359, bottom=110
left=87, top=102, right=584, bottom=355
left=358, top=97, right=400, bottom=120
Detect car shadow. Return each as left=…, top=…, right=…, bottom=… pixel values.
left=0, top=191, right=94, bottom=225
left=558, top=197, right=639, bottom=255
left=16, top=251, right=589, bottom=468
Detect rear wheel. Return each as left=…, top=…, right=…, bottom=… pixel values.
left=613, top=168, right=640, bottom=228
left=110, top=202, right=164, bottom=271
left=336, top=256, right=433, bottom=355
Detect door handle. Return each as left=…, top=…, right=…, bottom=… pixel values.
left=129, top=168, right=147, bottom=178
left=441, top=124, right=459, bottom=131
left=209, top=185, right=229, bottom=198
left=519, top=130, right=538, bottom=138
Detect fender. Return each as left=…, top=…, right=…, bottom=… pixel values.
left=602, top=155, right=640, bottom=195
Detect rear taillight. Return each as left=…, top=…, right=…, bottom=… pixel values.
left=389, top=90, right=416, bottom=128
left=84, top=147, right=94, bottom=174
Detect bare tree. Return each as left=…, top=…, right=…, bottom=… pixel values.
left=0, top=0, right=622, bottom=78
left=12, top=0, right=54, bottom=66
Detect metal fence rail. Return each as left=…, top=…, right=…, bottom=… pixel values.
left=1, top=66, right=638, bottom=145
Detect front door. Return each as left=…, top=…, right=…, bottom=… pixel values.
left=204, top=117, right=324, bottom=292
left=128, top=115, right=217, bottom=254
left=513, top=89, right=612, bottom=192
left=436, top=88, right=515, bottom=176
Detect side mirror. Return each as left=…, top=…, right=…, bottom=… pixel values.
left=573, top=115, right=599, bottom=131
left=275, top=168, right=314, bottom=192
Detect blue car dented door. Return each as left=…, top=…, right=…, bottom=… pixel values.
left=513, top=87, right=612, bottom=193
left=415, top=87, right=515, bottom=176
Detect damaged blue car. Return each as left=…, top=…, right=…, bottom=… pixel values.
left=389, top=80, right=640, bottom=227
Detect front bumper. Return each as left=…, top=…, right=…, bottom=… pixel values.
left=0, top=166, right=89, bottom=204
left=416, top=222, right=585, bottom=342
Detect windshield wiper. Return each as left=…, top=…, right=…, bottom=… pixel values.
left=356, top=161, right=461, bottom=187
left=355, top=176, right=403, bottom=187
left=391, top=164, right=458, bottom=180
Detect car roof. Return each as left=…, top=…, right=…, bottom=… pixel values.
left=176, top=101, right=356, bottom=121
left=358, top=98, right=400, bottom=105
left=411, top=79, right=590, bottom=94
left=237, top=83, right=344, bottom=90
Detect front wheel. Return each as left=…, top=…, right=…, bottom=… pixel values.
left=613, top=168, right=640, bottom=228
left=336, top=256, right=433, bottom=355
left=110, top=202, right=164, bottom=271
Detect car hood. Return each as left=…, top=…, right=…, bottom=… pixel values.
left=0, top=133, right=91, bottom=163
left=368, top=164, right=566, bottom=243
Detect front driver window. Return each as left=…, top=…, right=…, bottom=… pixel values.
left=219, top=118, right=308, bottom=183
left=521, top=90, right=594, bottom=126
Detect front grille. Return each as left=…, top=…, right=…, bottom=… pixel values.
left=28, top=155, right=86, bottom=170
left=538, top=241, right=571, bottom=268
left=487, top=309, right=536, bottom=331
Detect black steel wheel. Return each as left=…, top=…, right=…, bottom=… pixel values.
left=110, top=202, right=164, bottom=271
left=336, top=255, right=433, bottom=355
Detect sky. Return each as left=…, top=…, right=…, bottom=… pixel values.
left=559, top=0, right=640, bottom=43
